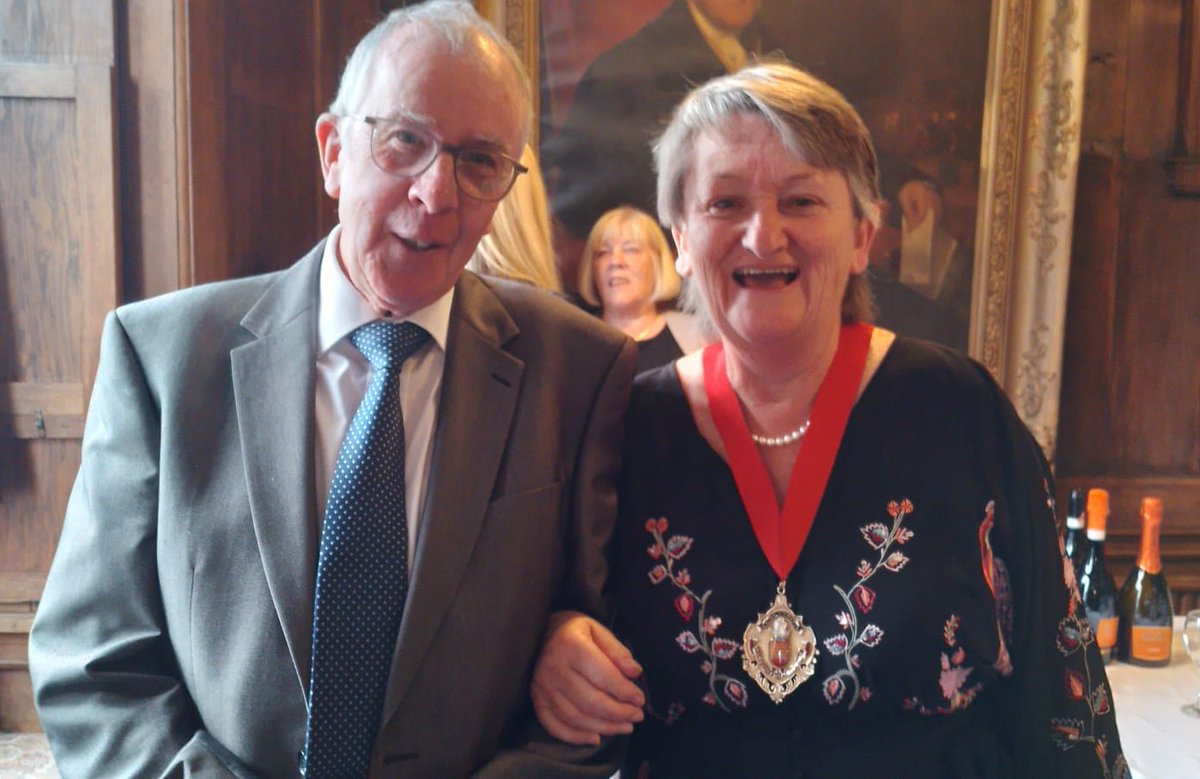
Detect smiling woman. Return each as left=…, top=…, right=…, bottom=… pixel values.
left=530, top=61, right=1126, bottom=779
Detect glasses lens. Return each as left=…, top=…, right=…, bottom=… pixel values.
left=370, top=120, right=436, bottom=175
left=454, top=149, right=514, bottom=201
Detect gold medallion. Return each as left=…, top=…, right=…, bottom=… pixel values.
left=741, top=581, right=818, bottom=703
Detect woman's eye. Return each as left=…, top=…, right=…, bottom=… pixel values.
left=782, top=195, right=819, bottom=210
left=707, top=197, right=741, bottom=214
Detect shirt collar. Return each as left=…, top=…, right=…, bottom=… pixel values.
left=317, top=224, right=455, bottom=356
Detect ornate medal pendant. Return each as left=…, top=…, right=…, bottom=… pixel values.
left=741, top=581, right=818, bottom=704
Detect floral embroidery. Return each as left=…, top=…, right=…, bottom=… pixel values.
left=644, top=517, right=749, bottom=712
left=903, top=614, right=984, bottom=714
left=821, top=498, right=915, bottom=709
left=1042, top=480, right=1128, bottom=778
left=977, top=501, right=1014, bottom=676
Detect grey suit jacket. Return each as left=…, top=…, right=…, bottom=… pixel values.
left=28, top=241, right=635, bottom=778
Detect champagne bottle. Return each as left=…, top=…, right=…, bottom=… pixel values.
left=1116, top=497, right=1174, bottom=666
left=1079, top=488, right=1118, bottom=662
left=1063, top=488, right=1087, bottom=582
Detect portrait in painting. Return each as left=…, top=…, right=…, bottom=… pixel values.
left=539, top=0, right=991, bottom=351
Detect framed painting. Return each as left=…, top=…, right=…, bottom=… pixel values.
left=483, top=0, right=1090, bottom=458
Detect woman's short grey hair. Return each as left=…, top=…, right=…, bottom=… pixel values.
left=654, top=60, right=879, bottom=323
left=329, top=0, right=532, bottom=143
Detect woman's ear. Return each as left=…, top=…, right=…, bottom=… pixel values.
left=849, top=216, right=877, bottom=276
left=315, top=113, right=343, bottom=199
left=672, top=226, right=692, bottom=276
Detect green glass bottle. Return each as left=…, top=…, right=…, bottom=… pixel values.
left=1116, top=497, right=1174, bottom=666
left=1079, top=488, right=1118, bottom=663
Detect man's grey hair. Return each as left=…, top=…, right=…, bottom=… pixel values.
left=329, top=0, right=532, bottom=143
left=653, top=60, right=880, bottom=324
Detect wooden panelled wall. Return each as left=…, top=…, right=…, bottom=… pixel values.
left=2, top=0, right=1199, bottom=735
left=1057, top=0, right=1200, bottom=612
left=0, top=0, right=386, bottom=732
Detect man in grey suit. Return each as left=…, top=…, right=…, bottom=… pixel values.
left=28, top=2, right=633, bottom=777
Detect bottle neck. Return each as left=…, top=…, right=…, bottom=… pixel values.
left=1066, top=515, right=1084, bottom=530
left=1137, top=519, right=1163, bottom=574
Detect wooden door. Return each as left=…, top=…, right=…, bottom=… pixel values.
left=0, top=1, right=119, bottom=732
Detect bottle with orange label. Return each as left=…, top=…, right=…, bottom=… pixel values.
left=1116, top=497, right=1174, bottom=666
left=1079, top=488, right=1118, bottom=662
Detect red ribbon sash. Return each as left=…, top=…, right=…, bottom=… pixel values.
left=703, top=323, right=873, bottom=580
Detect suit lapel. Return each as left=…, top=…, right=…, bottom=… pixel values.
left=231, top=244, right=322, bottom=694
left=381, top=273, right=523, bottom=722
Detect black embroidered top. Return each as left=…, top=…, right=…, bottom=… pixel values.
left=613, top=337, right=1126, bottom=779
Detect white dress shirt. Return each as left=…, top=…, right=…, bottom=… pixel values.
left=313, top=225, right=453, bottom=570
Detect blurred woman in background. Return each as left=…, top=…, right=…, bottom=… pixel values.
left=468, top=143, right=562, bottom=292
left=578, top=205, right=704, bottom=373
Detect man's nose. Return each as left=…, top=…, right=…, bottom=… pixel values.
left=408, top=150, right=459, bottom=211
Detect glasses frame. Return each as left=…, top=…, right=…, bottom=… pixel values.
left=347, top=114, right=528, bottom=202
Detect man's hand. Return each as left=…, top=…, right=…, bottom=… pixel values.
left=898, top=179, right=943, bottom=227
left=531, top=611, right=646, bottom=745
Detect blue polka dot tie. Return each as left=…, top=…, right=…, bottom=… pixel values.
left=303, top=321, right=430, bottom=778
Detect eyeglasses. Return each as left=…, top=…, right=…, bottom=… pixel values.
left=347, top=115, right=527, bottom=202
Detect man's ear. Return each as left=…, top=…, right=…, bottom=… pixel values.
left=672, top=226, right=692, bottom=276
left=315, top=113, right=343, bottom=199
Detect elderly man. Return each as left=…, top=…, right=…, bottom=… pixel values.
left=28, top=2, right=633, bottom=777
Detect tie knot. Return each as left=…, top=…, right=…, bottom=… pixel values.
left=350, top=321, right=430, bottom=370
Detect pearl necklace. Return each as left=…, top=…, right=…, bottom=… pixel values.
left=750, top=419, right=811, bottom=447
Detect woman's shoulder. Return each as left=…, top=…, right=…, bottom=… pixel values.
left=875, top=333, right=997, bottom=396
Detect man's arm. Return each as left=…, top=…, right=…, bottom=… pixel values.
left=28, top=311, right=248, bottom=779
left=473, top=335, right=637, bottom=778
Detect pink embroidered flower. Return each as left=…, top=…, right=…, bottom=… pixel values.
left=644, top=518, right=658, bottom=532
left=883, top=551, right=909, bottom=572
left=666, top=535, right=693, bottom=560
left=725, top=679, right=749, bottom=708
left=1091, top=684, right=1111, bottom=715
left=701, top=692, right=717, bottom=706
left=648, top=565, right=668, bottom=585
left=859, top=687, right=873, bottom=703
left=712, top=638, right=739, bottom=660
left=894, top=527, right=914, bottom=544
left=824, top=634, right=849, bottom=656
left=860, top=624, right=884, bottom=647
left=1064, top=669, right=1086, bottom=700
left=887, top=500, right=901, bottom=518
left=657, top=517, right=669, bottom=533
left=674, top=593, right=694, bottom=621
left=700, top=660, right=713, bottom=673
left=677, top=631, right=701, bottom=653
left=836, top=611, right=853, bottom=630
left=861, top=523, right=890, bottom=549
left=900, top=499, right=914, bottom=514
left=823, top=676, right=847, bottom=705
left=1056, top=616, right=1084, bottom=654
left=646, top=544, right=663, bottom=560
left=938, top=660, right=973, bottom=701
left=852, top=585, right=876, bottom=613
left=856, top=560, right=872, bottom=578
left=703, top=616, right=722, bottom=635
left=951, top=646, right=966, bottom=665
